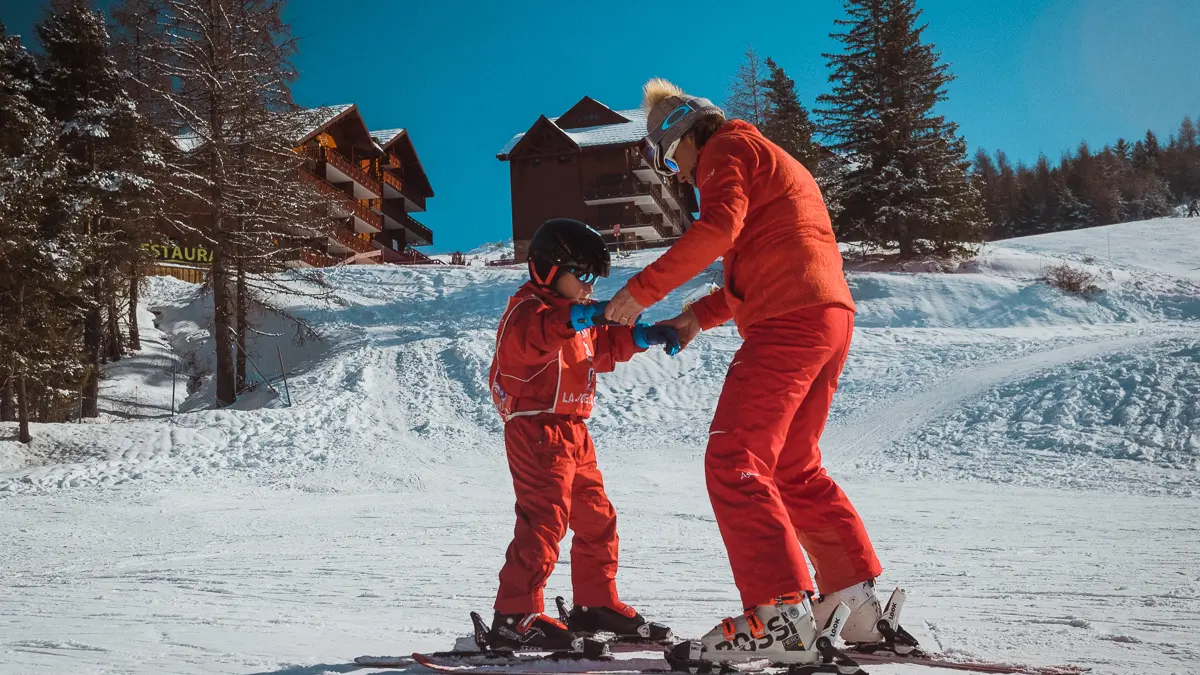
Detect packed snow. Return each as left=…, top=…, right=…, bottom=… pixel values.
left=2, top=218, right=1199, bottom=675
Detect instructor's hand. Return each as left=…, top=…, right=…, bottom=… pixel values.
left=658, top=310, right=702, bottom=349
left=604, top=286, right=646, bottom=326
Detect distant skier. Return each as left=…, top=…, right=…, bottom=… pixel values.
left=1188, top=199, right=1199, bottom=218
left=487, top=218, right=681, bottom=651
left=605, top=80, right=917, bottom=664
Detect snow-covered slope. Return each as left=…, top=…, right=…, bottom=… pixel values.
left=1, top=218, right=1199, bottom=674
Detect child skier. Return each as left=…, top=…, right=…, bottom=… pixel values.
left=487, top=218, right=681, bottom=651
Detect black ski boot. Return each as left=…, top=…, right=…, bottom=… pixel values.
left=558, top=597, right=673, bottom=645
left=489, top=611, right=579, bottom=652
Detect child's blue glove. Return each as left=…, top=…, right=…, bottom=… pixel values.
left=569, top=302, right=620, bottom=331
left=632, top=323, right=682, bottom=356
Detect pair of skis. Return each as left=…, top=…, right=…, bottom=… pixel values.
left=354, top=592, right=1088, bottom=675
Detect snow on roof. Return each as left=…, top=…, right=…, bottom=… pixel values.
left=369, top=128, right=406, bottom=147
left=288, top=104, right=354, bottom=144
left=498, top=108, right=647, bottom=157
left=171, top=105, right=356, bottom=153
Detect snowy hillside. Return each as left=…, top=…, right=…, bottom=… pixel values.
left=429, top=239, right=516, bottom=265
left=2, top=218, right=1199, bottom=675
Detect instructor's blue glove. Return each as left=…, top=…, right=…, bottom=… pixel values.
left=632, top=323, right=682, bottom=356
left=569, top=302, right=619, bottom=331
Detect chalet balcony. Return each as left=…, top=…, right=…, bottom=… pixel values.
left=380, top=170, right=404, bottom=198
left=642, top=187, right=685, bottom=235
left=584, top=177, right=654, bottom=207
left=632, top=161, right=660, bottom=184
left=291, top=248, right=342, bottom=268
left=632, top=212, right=674, bottom=240
left=303, top=145, right=382, bottom=199
left=601, top=212, right=674, bottom=242
left=379, top=204, right=433, bottom=246
left=329, top=224, right=374, bottom=255
left=300, top=170, right=383, bottom=233
left=398, top=212, right=433, bottom=246
left=379, top=244, right=440, bottom=265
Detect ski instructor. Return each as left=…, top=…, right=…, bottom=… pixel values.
left=604, top=79, right=915, bottom=661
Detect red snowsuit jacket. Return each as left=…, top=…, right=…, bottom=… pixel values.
left=625, top=120, right=855, bottom=336
left=489, top=283, right=644, bottom=421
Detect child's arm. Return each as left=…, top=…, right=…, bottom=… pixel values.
left=498, top=299, right=576, bottom=365
left=591, top=325, right=643, bottom=374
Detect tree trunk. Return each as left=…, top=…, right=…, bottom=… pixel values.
left=17, top=374, right=30, bottom=444
left=81, top=216, right=102, bottom=418
left=82, top=300, right=102, bottom=418
left=212, top=240, right=237, bottom=406
left=107, top=290, right=123, bottom=363
left=128, top=262, right=141, bottom=351
left=1, top=370, right=12, bottom=423
left=235, top=256, right=247, bottom=392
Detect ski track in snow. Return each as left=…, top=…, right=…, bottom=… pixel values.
left=824, top=329, right=1194, bottom=474
left=2, top=219, right=1200, bottom=674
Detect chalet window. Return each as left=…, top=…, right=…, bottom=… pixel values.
left=558, top=155, right=572, bottom=164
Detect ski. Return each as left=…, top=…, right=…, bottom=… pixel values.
left=410, top=651, right=667, bottom=674
left=847, top=649, right=1089, bottom=674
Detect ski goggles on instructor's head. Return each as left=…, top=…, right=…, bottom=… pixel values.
left=641, top=136, right=681, bottom=175
left=641, top=97, right=722, bottom=177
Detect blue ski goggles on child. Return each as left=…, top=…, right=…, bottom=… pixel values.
left=567, top=269, right=599, bottom=284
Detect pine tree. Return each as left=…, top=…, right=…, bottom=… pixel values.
left=726, top=47, right=768, bottom=127
left=1144, top=130, right=1162, bottom=174
left=1113, top=138, right=1131, bottom=165
left=1180, top=116, right=1197, bottom=151
left=818, top=0, right=985, bottom=256
left=760, top=57, right=821, bottom=173
left=36, top=0, right=157, bottom=417
left=0, top=22, right=76, bottom=442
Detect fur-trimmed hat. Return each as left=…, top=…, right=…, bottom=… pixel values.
left=641, top=78, right=725, bottom=152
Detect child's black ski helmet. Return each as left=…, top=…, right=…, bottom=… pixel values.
left=527, top=218, right=610, bottom=288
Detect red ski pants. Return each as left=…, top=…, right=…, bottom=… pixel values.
left=495, top=414, right=620, bottom=614
left=706, top=304, right=882, bottom=608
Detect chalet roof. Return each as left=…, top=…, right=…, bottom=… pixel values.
left=369, top=127, right=435, bottom=198
left=171, top=104, right=358, bottom=153
left=498, top=107, right=647, bottom=159
left=369, top=128, right=406, bottom=147
left=289, top=104, right=356, bottom=146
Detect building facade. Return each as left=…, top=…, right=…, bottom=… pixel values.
left=160, top=104, right=439, bottom=281
left=292, top=104, right=437, bottom=267
left=498, top=97, right=698, bottom=261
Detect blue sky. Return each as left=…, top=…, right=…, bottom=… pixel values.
left=3, top=0, right=1199, bottom=253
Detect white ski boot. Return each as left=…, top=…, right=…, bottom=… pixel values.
left=812, top=580, right=919, bottom=655
left=665, top=593, right=864, bottom=674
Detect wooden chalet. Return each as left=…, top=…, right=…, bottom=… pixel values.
left=497, top=97, right=698, bottom=262
left=156, top=104, right=438, bottom=280
left=292, top=104, right=437, bottom=267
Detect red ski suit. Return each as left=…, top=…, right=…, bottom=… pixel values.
left=625, top=121, right=881, bottom=607
left=489, top=283, right=644, bottom=614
